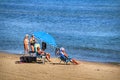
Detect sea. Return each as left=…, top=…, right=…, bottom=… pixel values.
left=0, top=0, right=120, bottom=63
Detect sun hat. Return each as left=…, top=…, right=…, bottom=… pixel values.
left=60, top=47, right=65, bottom=51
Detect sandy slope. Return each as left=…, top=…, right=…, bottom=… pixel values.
left=0, top=52, right=120, bottom=80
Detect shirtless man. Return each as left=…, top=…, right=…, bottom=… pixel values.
left=37, top=47, right=51, bottom=62
left=24, top=34, right=29, bottom=54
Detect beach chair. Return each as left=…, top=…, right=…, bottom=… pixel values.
left=55, top=48, right=71, bottom=65
left=36, top=52, right=46, bottom=64
left=34, top=43, right=46, bottom=64
left=34, top=43, right=40, bottom=52
left=59, top=55, right=71, bottom=65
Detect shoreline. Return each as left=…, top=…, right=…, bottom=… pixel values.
left=0, top=51, right=120, bottom=65
left=1, top=52, right=120, bottom=66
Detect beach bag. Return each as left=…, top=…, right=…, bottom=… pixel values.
left=20, top=56, right=36, bottom=63
left=42, top=42, right=47, bottom=51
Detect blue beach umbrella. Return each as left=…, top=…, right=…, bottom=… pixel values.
left=33, top=31, right=57, bottom=47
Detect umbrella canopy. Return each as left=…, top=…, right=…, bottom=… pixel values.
left=33, top=31, right=57, bottom=47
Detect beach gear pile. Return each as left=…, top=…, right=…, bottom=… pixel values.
left=20, top=31, right=57, bottom=63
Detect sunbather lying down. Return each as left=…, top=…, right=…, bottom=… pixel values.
left=58, top=47, right=79, bottom=65
left=37, top=47, right=51, bottom=62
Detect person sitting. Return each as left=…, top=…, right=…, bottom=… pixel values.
left=37, top=47, right=51, bottom=62
left=59, top=47, right=79, bottom=65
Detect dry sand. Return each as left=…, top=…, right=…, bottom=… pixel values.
left=0, top=52, right=120, bottom=80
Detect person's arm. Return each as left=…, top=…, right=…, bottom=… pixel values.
left=38, top=50, right=42, bottom=54
left=63, top=52, right=68, bottom=58
left=34, top=38, right=36, bottom=42
left=30, top=38, right=32, bottom=43
left=38, top=50, right=45, bottom=55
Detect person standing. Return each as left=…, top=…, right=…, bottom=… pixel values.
left=23, top=34, right=29, bottom=54
left=30, top=34, right=36, bottom=52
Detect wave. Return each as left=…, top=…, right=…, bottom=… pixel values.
left=66, top=45, right=120, bottom=54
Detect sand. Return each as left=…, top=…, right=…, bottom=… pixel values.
left=0, top=52, right=120, bottom=80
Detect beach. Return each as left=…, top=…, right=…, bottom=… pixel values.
left=0, top=52, right=120, bottom=80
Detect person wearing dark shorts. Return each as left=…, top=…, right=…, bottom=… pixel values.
left=30, top=34, right=36, bottom=52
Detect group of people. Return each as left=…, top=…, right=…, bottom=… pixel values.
left=23, top=34, right=79, bottom=64
left=23, top=34, right=51, bottom=62
left=23, top=34, right=36, bottom=54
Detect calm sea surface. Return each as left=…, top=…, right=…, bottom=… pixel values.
left=0, top=0, right=120, bottom=63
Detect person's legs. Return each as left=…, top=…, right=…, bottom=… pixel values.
left=71, top=59, right=79, bottom=65
left=46, top=56, right=51, bottom=62
left=46, top=53, right=51, bottom=59
left=31, top=45, right=34, bottom=52
left=46, top=53, right=51, bottom=62
left=24, top=44, right=29, bottom=54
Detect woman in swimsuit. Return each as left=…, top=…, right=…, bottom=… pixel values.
left=30, top=35, right=36, bottom=52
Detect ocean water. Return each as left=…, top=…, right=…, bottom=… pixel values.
left=0, top=0, right=120, bottom=63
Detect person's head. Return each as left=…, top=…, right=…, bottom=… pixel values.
left=25, top=34, right=29, bottom=38
left=60, top=47, right=65, bottom=52
left=37, top=47, right=40, bottom=51
left=31, top=34, right=34, bottom=37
